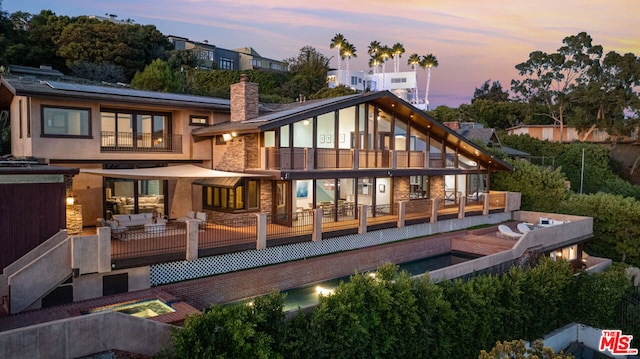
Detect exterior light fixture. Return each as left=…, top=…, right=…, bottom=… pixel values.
left=66, top=195, right=75, bottom=206
left=222, top=133, right=232, bottom=141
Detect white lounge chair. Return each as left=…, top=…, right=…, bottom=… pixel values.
left=517, top=223, right=532, bottom=234
left=498, top=224, right=523, bottom=239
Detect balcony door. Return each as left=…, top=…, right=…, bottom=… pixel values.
left=273, top=180, right=292, bottom=226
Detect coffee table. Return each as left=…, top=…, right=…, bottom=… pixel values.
left=144, top=222, right=166, bottom=233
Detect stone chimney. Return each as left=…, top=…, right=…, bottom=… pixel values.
left=230, top=74, right=259, bottom=122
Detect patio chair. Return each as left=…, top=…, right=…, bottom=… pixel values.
left=517, top=222, right=532, bottom=234
left=498, top=224, right=523, bottom=240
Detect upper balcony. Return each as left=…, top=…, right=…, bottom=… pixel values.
left=100, top=132, right=183, bottom=153
left=258, top=148, right=460, bottom=171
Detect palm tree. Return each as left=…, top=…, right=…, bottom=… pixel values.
left=421, top=54, right=439, bottom=109
left=379, top=45, right=392, bottom=90
left=391, top=42, right=405, bottom=73
left=407, top=53, right=421, bottom=103
left=330, top=33, right=346, bottom=84
left=368, top=40, right=381, bottom=75
left=341, top=42, right=357, bottom=87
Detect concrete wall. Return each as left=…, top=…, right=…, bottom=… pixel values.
left=0, top=311, right=173, bottom=359
left=73, top=267, right=150, bottom=302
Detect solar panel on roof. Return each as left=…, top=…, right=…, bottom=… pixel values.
left=46, top=81, right=230, bottom=106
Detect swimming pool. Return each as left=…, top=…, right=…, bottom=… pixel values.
left=86, top=299, right=176, bottom=318
left=281, top=251, right=480, bottom=311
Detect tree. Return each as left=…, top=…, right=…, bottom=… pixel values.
left=367, top=40, right=381, bottom=76
left=379, top=45, right=392, bottom=89
left=341, top=41, right=356, bottom=87
left=421, top=54, right=438, bottom=109
left=166, top=291, right=285, bottom=359
left=282, top=45, right=330, bottom=99
left=329, top=33, right=346, bottom=84
left=57, top=17, right=170, bottom=81
left=408, top=53, right=421, bottom=102
left=479, top=339, right=573, bottom=359
left=130, top=59, right=181, bottom=92
left=391, top=42, right=405, bottom=73
left=473, top=80, right=510, bottom=103
left=511, top=32, right=604, bottom=142
left=491, top=158, right=567, bottom=212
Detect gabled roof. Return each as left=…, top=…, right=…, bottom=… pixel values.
left=457, top=128, right=500, bottom=147
left=194, top=91, right=513, bottom=172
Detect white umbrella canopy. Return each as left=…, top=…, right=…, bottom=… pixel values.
left=80, top=164, right=261, bottom=180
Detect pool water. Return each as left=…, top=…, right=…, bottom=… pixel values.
left=281, top=252, right=479, bottom=311
left=86, top=299, right=176, bottom=318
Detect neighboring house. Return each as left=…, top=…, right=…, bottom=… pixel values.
left=233, top=47, right=288, bottom=72
left=327, top=69, right=422, bottom=108
left=446, top=121, right=531, bottom=159
left=167, top=35, right=240, bottom=70
left=507, top=124, right=638, bottom=143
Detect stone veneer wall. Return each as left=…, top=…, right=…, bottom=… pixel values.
left=215, top=136, right=245, bottom=172
left=393, top=177, right=410, bottom=202
left=245, top=133, right=259, bottom=169
left=430, top=176, right=445, bottom=209
left=259, top=179, right=272, bottom=214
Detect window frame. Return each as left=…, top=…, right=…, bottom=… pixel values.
left=202, top=178, right=260, bottom=213
left=190, top=115, right=209, bottom=126
left=41, top=105, right=92, bottom=138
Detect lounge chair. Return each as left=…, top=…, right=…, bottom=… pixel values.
left=498, top=224, right=523, bottom=240
left=517, top=222, right=532, bottom=234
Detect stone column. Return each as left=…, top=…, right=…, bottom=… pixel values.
left=359, top=205, right=368, bottom=234
left=186, top=220, right=199, bottom=261
left=256, top=213, right=267, bottom=249
left=458, top=196, right=466, bottom=219
left=483, top=192, right=490, bottom=215
left=431, top=198, right=438, bottom=223
left=312, top=209, right=323, bottom=242
left=397, top=201, right=406, bottom=228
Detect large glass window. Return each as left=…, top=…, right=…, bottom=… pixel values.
left=104, top=177, right=165, bottom=216
left=203, top=179, right=259, bottom=212
left=394, top=118, right=407, bottom=151
left=280, top=125, right=290, bottom=147
left=317, top=112, right=335, bottom=149
left=42, top=106, right=90, bottom=137
left=338, top=107, right=355, bottom=149
left=293, top=119, right=312, bottom=147
left=101, top=109, right=169, bottom=149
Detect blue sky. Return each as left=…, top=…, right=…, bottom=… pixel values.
left=4, top=0, right=638, bottom=107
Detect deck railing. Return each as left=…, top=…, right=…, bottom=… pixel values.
left=110, top=193, right=512, bottom=268
left=101, top=131, right=182, bottom=153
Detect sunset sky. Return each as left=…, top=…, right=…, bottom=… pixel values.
left=4, top=0, right=639, bottom=108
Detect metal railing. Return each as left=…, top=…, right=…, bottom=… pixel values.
left=101, top=131, right=182, bottom=153
left=110, top=222, right=187, bottom=260
left=199, top=216, right=258, bottom=248
left=266, top=211, right=314, bottom=241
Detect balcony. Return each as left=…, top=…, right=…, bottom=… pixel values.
left=261, top=148, right=458, bottom=171
left=101, top=131, right=182, bottom=153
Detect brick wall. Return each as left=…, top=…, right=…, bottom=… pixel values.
left=215, top=136, right=245, bottom=172
left=160, top=235, right=452, bottom=309
left=430, top=176, right=445, bottom=208
left=245, top=133, right=259, bottom=169
left=393, top=177, right=409, bottom=202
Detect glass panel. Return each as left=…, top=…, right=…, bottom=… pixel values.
left=410, top=176, right=428, bottom=199
left=293, top=119, right=312, bottom=147
left=280, top=125, right=290, bottom=148
left=410, top=128, right=428, bottom=151
left=264, top=131, right=275, bottom=147
left=375, top=177, right=391, bottom=214
left=206, top=187, right=213, bottom=206
left=366, top=104, right=375, bottom=149
left=317, top=112, right=335, bottom=149
left=338, top=178, right=356, bottom=218
left=294, top=180, right=313, bottom=211
left=247, top=180, right=258, bottom=209
left=138, top=179, right=164, bottom=215
left=235, top=186, right=243, bottom=209
left=394, top=118, right=407, bottom=151
left=316, top=179, right=335, bottom=219
left=221, top=189, right=228, bottom=208
left=358, top=104, right=365, bottom=149
left=105, top=179, right=135, bottom=215
left=43, top=107, right=90, bottom=136
left=357, top=177, right=373, bottom=206
left=229, top=188, right=235, bottom=208
left=213, top=187, right=220, bottom=207
left=117, top=113, right=133, bottom=147
left=338, top=107, right=355, bottom=149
